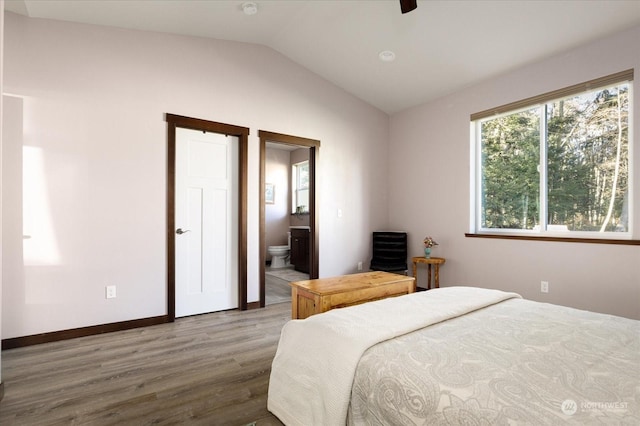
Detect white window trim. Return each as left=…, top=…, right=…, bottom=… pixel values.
left=292, top=160, right=309, bottom=214
left=470, top=76, right=635, bottom=241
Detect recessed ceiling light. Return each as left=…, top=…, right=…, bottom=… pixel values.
left=242, top=2, right=258, bottom=15
left=378, top=50, right=396, bottom=62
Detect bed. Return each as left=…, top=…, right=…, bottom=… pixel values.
left=267, top=287, right=639, bottom=425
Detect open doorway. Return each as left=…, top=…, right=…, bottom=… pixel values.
left=259, top=131, right=320, bottom=308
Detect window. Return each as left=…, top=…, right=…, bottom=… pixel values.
left=471, top=70, right=633, bottom=238
left=292, top=160, right=309, bottom=214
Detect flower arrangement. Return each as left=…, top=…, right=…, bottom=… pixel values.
left=423, top=236, right=438, bottom=248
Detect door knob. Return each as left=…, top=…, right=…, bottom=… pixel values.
left=176, top=228, right=191, bottom=235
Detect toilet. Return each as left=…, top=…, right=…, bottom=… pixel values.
left=267, top=232, right=291, bottom=268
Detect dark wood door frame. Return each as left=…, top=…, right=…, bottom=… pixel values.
left=166, top=113, right=249, bottom=321
left=259, top=130, right=320, bottom=308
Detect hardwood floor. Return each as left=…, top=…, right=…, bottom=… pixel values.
left=0, top=303, right=290, bottom=425
left=265, top=275, right=292, bottom=306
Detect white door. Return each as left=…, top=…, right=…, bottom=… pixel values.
left=175, top=127, right=239, bottom=317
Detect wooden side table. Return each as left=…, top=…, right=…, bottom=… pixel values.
left=412, top=257, right=446, bottom=290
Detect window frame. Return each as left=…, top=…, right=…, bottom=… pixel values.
left=469, top=70, right=638, bottom=244
left=291, top=160, right=309, bottom=214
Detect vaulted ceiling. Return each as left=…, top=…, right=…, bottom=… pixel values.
left=5, top=0, right=640, bottom=114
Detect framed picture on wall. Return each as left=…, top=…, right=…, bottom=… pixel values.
left=265, top=183, right=275, bottom=204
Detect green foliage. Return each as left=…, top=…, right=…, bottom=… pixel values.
left=480, top=84, right=629, bottom=232
left=481, top=108, right=540, bottom=229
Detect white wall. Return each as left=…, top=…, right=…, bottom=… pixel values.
left=389, top=25, right=640, bottom=319
left=0, top=0, right=5, bottom=387
left=2, top=13, right=389, bottom=338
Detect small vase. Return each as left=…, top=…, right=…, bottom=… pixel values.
left=424, top=247, right=431, bottom=258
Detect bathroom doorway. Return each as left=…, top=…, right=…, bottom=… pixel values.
left=259, top=131, right=320, bottom=308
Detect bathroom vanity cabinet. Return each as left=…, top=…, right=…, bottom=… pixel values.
left=290, top=227, right=310, bottom=273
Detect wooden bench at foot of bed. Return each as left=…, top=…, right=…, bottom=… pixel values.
left=289, top=271, right=415, bottom=319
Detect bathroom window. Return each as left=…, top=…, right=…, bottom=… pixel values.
left=292, top=160, right=309, bottom=214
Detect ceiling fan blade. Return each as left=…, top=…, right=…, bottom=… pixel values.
left=400, top=0, right=417, bottom=14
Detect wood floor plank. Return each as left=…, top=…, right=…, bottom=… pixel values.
left=0, top=303, right=290, bottom=425
left=265, top=273, right=292, bottom=306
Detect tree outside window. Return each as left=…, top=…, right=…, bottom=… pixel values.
left=476, top=80, right=630, bottom=236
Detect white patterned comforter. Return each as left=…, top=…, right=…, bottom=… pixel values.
left=268, top=287, right=640, bottom=425
left=348, top=298, right=640, bottom=425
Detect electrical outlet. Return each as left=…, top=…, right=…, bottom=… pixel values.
left=357, top=261, right=363, bottom=271
left=106, top=285, right=117, bottom=299
left=541, top=281, right=549, bottom=293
